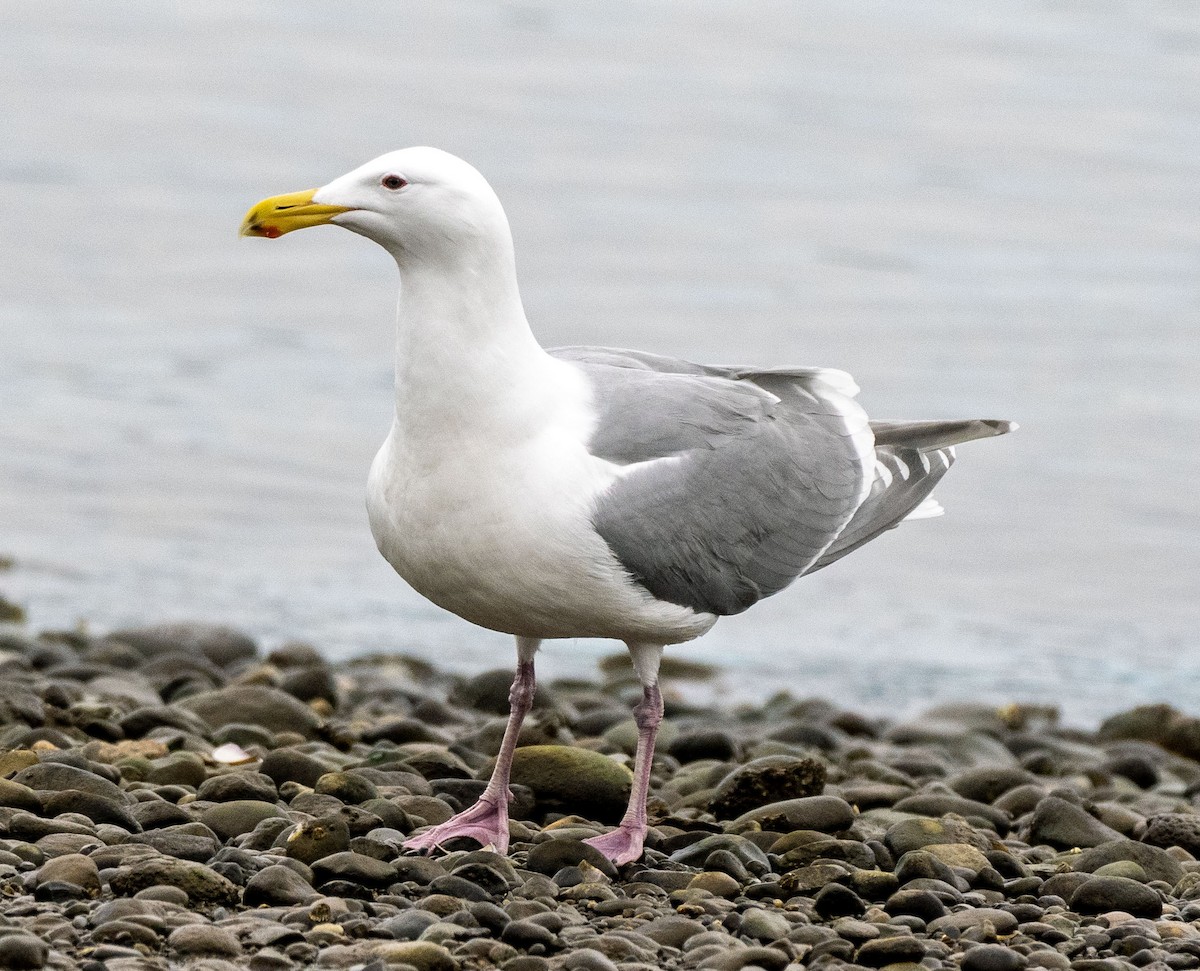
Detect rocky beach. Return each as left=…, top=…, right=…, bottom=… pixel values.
left=0, top=621, right=1199, bottom=971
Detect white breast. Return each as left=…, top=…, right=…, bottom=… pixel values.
left=366, top=357, right=715, bottom=644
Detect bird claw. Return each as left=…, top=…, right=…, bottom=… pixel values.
left=583, top=824, right=646, bottom=866
left=402, top=796, right=510, bottom=855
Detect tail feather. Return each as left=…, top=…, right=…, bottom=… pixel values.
left=870, top=418, right=1016, bottom=450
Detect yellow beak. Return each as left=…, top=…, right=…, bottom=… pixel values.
left=239, top=189, right=353, bottom=238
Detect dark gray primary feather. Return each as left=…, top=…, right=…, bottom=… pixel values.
left=810, top=417, right=1015, bottom=571
left=551, top=346, right=871, bottom=616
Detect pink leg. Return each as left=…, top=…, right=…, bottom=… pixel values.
left=404, top=637, right=539, bottom=855
left=585, top=643, right=664, bottom=865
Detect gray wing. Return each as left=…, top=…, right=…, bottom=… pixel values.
left=551, top=346, right=874, bottom=616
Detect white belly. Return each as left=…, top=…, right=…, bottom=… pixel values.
left=366, top=424, right=715, bottom=644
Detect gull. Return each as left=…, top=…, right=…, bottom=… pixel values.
left=241, top=147, right=1014, bottom=864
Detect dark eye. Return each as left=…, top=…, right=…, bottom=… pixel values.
left=381, top=174, right=407, bottom=190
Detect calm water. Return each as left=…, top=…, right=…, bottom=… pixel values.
left=1, top=1, right=1197, bottom=722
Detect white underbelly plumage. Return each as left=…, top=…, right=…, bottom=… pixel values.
left=365, top=425, right=716, bottom=644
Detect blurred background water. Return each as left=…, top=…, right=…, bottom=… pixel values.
left=1, top=0, right=1197, bottom=722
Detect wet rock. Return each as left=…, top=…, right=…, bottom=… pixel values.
left=885, top=816, right=992, bottom=856
left=200, top=799, right=288, bottom=840
left=732, top=794, right=853, bottom=832
left=260, top=747, right=330, bottom=788
left=167, top=924, right=243, bottom=957
left=0, top=778, right=42, bottom=813
left=947, top=766, right=1039, bottom=803
left=178, top=684, right=322, bottom=736
left=1142, top=813, right=1200, bottom=856
left=526, top=838, right=618, bottom=878
left=1071, top=875, right=1163, bottom=917
left=1073, top=839, right=1184, bottom=885
left=286, top=814, right=351, bottom=865
left=667, top=729, right=738, bottom=763
left=508, top=745, right=632, bottom=822
left=708, top=756, right=826, bottom=819
left=315, top=771, right=379, bottom=804
left=310, top=851, right=397, bottom=887
left=857, top=935, right=927, bottom=966
left=35, top=852, right=101, bottom=894
left=927, top=908, right=1019, bottom=934
left=197, top=771, right=278, bottom=803
left=243, top=863, right=320, bottom=906
left=371, top=940, right=457, bottom=971
left=0, top=932, right=49, bottom=969
left=1024, top=797, right=1124, bottom=849
left=105, top=621, right=258, bottom=667
left=963, top=943, right=1029, bottom=971
left=108, top=857, right=240, bottom=904
left=11, top=762, right=127, bottom=803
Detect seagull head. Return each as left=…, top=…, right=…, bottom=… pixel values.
left=240, top=147, right=511, bottom=262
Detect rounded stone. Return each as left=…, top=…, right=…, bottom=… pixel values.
left=371, top=941, right=457, bottom=971
left=501, top=919, right=557, bottom=950
left=962, top=944, right=1028, bottom=971
left=285, top=814, right=351, bottom=865
left=667, top=729, right=738, bottom=763
left=731, top=794, right=854, bottom=832
left=196, top=771, right=278, bottom=803
left=378, top=910, right=440, bottom=940
left=687, top=870, right=741, bottom=898
left=11, top=762, right=127, bottom=803
left=507, top=746, right=632, bottom=822
left=1024, top=796, right=1124, bottom=849
left=1070, top=875, right=1163, bottom=918
left=260, top=748, right=330, bottom=788
left=885, top=817, right=991, bottom=856
left=105, top=621, right=258, bottom=667
left=1072, top=839, right=1183, bottom=885
left=813, top=882, right=866, bottom=919
left=200, top=799, right=287, bottom=840
left=927, top=908, right=1019, bottom=935
left=167, top=924, right=243, bottom=957
left=739, top=906, right=791, bottom=942
left=243, top=864, right=320, bottom=906
left=314, top=771, right=378, bottom=804
left=526, top=838, right=618, bottom=879
left=107, top=857, right=240, bottom=904
left=708, top=756, right=826, bottom=820
left=310, top=851, right=397, bottom=887
left=0, top=779, right=42, bottom=813
left=0, top=932, right=49, bottom=969
left=36, top=853, right=101, bottom=894
left=177, top=684, right=322, bottom=736
left=856, top=936, right=927, bottom=967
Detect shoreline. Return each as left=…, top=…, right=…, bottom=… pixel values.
left=0, top=620, right=1198, bottom=970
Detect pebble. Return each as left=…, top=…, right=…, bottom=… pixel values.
left=168, top=924, right=244, bottom=957
left=7, top=621, right=1200, bottom=971
left=1071, top=875, right=1164, bottom=917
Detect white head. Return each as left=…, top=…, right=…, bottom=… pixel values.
left=241, top=147, right=513, bottom=267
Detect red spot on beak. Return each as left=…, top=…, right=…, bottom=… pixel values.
left=263, top=226, right=282, bottom=239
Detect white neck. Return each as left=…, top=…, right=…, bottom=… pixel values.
left=388, top=235, right=551, bottom=443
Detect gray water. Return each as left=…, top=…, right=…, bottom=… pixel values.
left=1, top=0, right=1197, bottom=722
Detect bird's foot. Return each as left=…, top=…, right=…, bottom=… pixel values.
left=583, top=823, right=646, bottom=866
left=403, top=796, right=509, bottom=855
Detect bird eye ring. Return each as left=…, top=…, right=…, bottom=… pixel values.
left=381, top=174, right=407, bottom=190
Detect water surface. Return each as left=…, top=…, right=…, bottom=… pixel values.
left=1, top=0, right=1197, bottom=722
